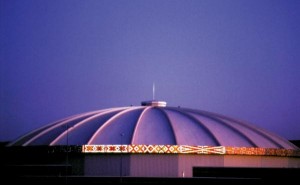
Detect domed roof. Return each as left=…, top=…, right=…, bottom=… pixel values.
left=9, top=101, right=298, bottom=149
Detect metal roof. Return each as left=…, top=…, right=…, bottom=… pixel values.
left=9, top=101, right=298, bottom=149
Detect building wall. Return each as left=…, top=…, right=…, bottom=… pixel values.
left=224, top=155, right=261, bottom=167
left=288, top=157, right=300, bottom=168
left=83, top=154, right=300, bottom=177
left=130, top=154, right=178, bottom=177
left=84, top=154, right=130, bottom=176
left=178, top=154, right=224, bottom=177
left=224, top=155, right=300, bottom=168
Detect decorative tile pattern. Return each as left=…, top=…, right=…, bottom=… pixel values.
left=225, top=146, right=300, bottom=157
left=82, top=145, right=224, bottom=154
left=82, top=145, right=300, bottom=157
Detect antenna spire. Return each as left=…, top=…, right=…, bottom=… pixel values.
left=153, top=82, right=155, bottom=100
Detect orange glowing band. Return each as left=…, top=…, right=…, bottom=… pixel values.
left=82, top=145, right=300, bottom=157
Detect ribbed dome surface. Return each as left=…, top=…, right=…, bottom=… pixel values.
left=9, top=102, right=298, bottom=149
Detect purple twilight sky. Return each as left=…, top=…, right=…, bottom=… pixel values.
left=1, top=0, right=300, bottom=142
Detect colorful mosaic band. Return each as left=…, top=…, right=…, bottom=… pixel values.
left=82, top=145, right=300, bottom=157
left=225, top=146, right=300, bottom=157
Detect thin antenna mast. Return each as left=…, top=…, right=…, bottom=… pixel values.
left=153, top=82, right=155, bottom=100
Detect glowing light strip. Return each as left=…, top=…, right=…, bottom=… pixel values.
left=225, top=146, right=300, bottom=157
left=82, top=145, right=300, bottom=157
left=82, top=145, right=225, bottom=154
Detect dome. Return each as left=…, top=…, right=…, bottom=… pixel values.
left=9, top=101, right=298, bottom=149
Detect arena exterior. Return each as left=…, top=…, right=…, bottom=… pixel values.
left=5, top=100, right=300, bottom=179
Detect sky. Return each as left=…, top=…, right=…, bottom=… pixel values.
left=1, top=0, right=300, bottom=142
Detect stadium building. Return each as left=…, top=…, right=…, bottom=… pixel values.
left=4, top=100, right=300, bottom=181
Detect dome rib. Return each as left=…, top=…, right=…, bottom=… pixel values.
left=49, top=108, right=127, bottom=145
left=129, top=106, right=177, bottom=145
left=195, top=111, right=258, bottom=147
left=131, top=107, right=149, bottom=144
left=22, top=111, right=103, bottom=146
left=87, top=107, right=141, bottom=144
left=195, top=109, right=286, bottom=148
left=183, top=108, right=258, bottom=147
left=7, top=118, right=68, bottom=146
left=156, top=107, right=178, bottom=145
left=167, top=107, right=221, bottom=146
left=216, top=114, right=288, bottom=148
